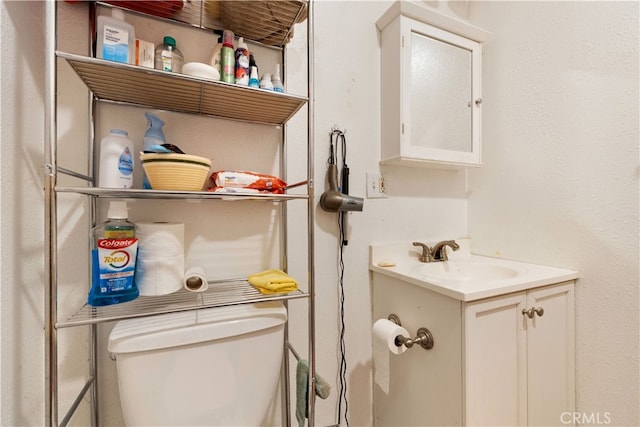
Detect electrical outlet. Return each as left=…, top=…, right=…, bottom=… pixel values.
left=366, top=171, right=387, bottom=198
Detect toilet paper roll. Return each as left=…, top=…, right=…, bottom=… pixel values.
left=135, top=222, right=185, bottom=296
left=183, top=266, right=209, bottom=292
left=372, top=318, right=409, bottom=395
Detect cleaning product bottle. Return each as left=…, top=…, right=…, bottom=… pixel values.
left=248, top=66, right=260, bottom=88
left=234, top=37, right=250, bottom=86
left=272, top=64, right=284, bottom=93
left=208, top=34, right=223, bottom=76
left=259, top=73, right=274, bottom=90
left=249, top=54, right=258, bottom=74
left=98, top=129, right=134, bottom=188
left=96, top=8, right=135, bottom=64
left=88, top=201, right=139, bottom=306
left=142, top=112, right=166, bottom=189
left=154, top=36, right=184, bottom=73
left=220, top=30, right=235, bottom=83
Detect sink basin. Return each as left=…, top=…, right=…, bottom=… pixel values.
left=370, top=240, right=579, bottom=301
left=418, top=261, right=523, bottom=282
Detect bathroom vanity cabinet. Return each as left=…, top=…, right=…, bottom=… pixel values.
left=44, top=2, right=314, bottom=426
left=376, top=2, right=491, bottom=168
left=465, top=282, right=575, bottom=426
left=371, top=274, right=575, bottom=426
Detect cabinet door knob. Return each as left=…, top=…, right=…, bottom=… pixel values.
left=522, top=307, right=544, bottom=318
left=475, top=98, right=483, bottom=106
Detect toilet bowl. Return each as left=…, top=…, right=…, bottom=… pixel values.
left=108, top=302, right=287, bottom=426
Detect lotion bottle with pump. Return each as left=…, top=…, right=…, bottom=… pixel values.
left=96, top=8, right=135, bottom=64
left=142, top=113, right=166, bottom=189
left=98, top=129, right=134, bottom=188
left=88, top=201, right=139, bottom=306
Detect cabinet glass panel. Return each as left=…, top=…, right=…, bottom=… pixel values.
left=410, top=31, right=472, bottom=153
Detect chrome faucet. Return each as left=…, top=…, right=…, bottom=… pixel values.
left=412, top=242, right=432, bottom=263
left=413, top=240, right=460, bottom=263
left=431, top=240, right=460, bottom=261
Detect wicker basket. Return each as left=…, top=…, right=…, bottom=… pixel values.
left=141, top=153, right=212, bottom=191
left=218, top=0, right=307, bottom=46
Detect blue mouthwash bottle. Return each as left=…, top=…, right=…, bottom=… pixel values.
left=88, top=201, right=139, bottom=306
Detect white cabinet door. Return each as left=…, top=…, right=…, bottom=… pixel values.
left=526, top=282, right=575, bottom=426
left=465, top=282, right=575, bottom=426
left=376, top=3, right=490, bottom=168
left=464, top=292, right=528, bottom=426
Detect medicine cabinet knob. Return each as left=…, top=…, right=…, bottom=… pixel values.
left=475, top=98, right=483, bottom=106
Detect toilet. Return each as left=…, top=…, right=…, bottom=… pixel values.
left=108, top=302, right=287, bottom=426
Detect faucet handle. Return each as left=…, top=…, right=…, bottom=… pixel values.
left=431, top=240, right=460, bottom=262
left=412, top=242, right=432, bottom=263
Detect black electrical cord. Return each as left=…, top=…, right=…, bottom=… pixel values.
left=337, top=207, right=349, bottom=427
left=339, top=132, right=349, bottom=246
left=340, top=132, right=349, bottom=195
left=329, top=128, right=349, bottom=427
left=328, top=131, right=336, bottom=166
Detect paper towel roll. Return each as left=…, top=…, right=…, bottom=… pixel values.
left=136, top=222, right=185, bottom=258
left=183, top=266, right=208, bottom=292
left=372, top=318, right=409, bottom=394
left=135, top=222, right=185, bottom=296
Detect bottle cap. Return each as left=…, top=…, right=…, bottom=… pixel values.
left=249, top=54, right=257, bottom=68
left=222, top=30, right=234, bottom=47
left=111, top=9, right=125, bottom=21
left=237, top=37, right=248, bottom=49
left=163, top=36, right=176, bottom=47
left=107, top=201, right=129, bottom=219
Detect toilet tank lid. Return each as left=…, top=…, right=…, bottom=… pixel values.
left=108, top=302, right=287, bottom=354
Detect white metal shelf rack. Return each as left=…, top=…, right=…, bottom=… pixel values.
left=44, top=1, right=315, bottom=425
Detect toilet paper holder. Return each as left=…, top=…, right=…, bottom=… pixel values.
left=387, top=314, right=434, bottom=350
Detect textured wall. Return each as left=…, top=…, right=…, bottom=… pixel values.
left=5, top=1, right=636, bottom=426
left=468, top=2, right=639, bottom=425
left=1, top=2, right=47, bottom=424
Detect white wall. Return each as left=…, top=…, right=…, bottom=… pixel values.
left=1, top=2, right=46, bottom=424
left=467, top=2, right=639, bottom=426
left=1, top=1, right=638, bottom=427
left=311, top=1, right=467, bottom=424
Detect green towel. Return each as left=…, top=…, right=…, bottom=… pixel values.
left=296, top=359, right=331, bottom=427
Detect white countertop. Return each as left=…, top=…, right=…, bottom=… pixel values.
left=369, top=240, right=578, bottom=302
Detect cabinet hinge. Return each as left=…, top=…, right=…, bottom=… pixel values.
left=402, top=123, right=405, bottom=134
left=402, top=36, right=404, bottom=48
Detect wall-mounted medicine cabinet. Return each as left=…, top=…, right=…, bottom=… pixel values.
left=376, top=2, right=491, bottom=168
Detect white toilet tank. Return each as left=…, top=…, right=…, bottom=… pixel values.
left=108, top=302, right=287, bottom=426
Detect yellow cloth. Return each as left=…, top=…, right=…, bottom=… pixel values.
left=247, top=269, right=298, bottom=294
